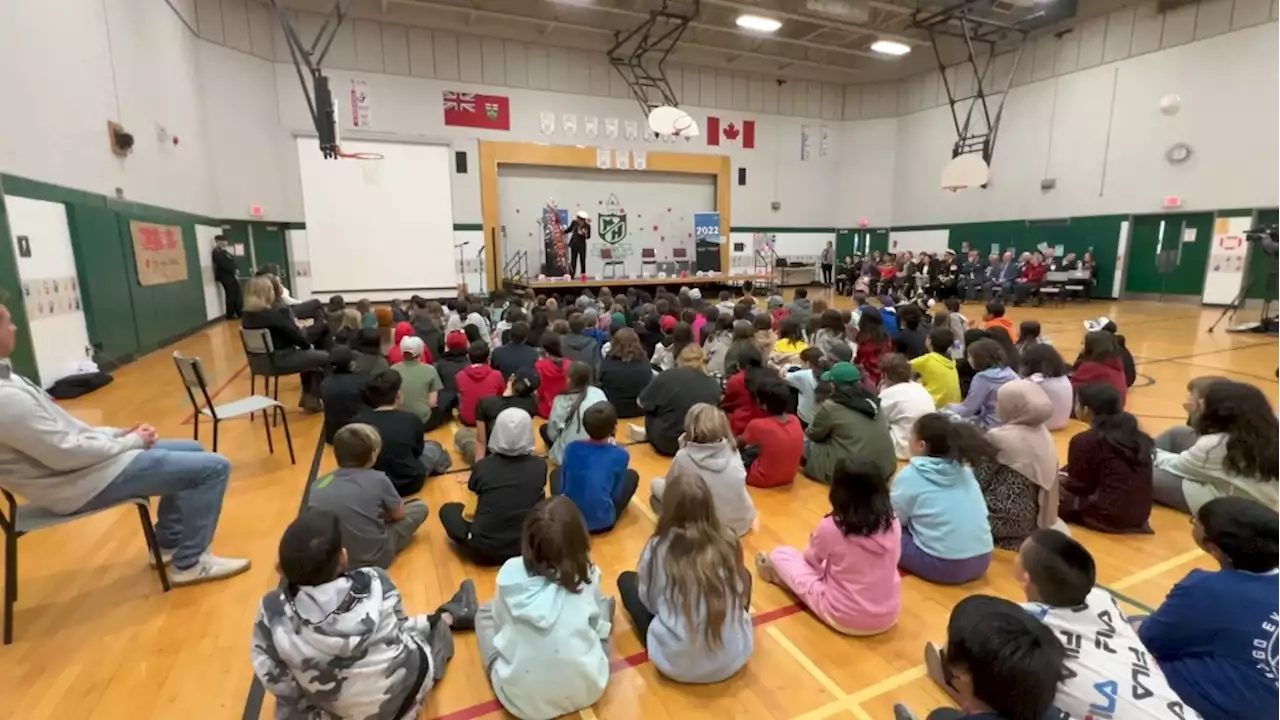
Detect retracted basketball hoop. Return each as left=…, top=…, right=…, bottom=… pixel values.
left=334, top=148, right=385, bottom=160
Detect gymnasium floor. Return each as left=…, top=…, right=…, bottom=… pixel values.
left=0, top=296, right=1276, bottom=720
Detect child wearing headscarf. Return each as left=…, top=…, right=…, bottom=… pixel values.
left=439, top=409, right=547, bottom=566
left=975, top=380, right=1061, bottom=550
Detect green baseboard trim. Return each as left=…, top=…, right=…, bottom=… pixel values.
left=733, top=226, right=837, bottom=234
left=454, top=223, right=483, bottom=231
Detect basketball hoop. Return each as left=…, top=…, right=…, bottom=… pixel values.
left=334, top=148, right=385, bottom=161
left=940, top=154, right=989, bottom=193
left=336, top=147, right=385, bottom=185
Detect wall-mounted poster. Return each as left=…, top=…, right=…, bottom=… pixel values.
left=130, top=221, right=189, bottom=286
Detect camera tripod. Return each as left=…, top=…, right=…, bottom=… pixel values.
left=1208, top=273, right=1277, bottom=333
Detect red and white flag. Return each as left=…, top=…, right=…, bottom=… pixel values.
left=706, top=116, right=756, bottom=149
left=443, top=90, right=510, bottom=130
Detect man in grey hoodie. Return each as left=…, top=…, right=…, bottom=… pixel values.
left=788, top=288, right=814, bottom=330
left=562, top=313, right=602, bottom=375
left=0, top=303, right=249, bottom=586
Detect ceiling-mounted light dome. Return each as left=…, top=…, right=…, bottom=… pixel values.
left=871, top=39, right=911, bottom=56
left=736, top=14, right=783, bottom=32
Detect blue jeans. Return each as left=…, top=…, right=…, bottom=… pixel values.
left=75, top=440, right=231, bottom=570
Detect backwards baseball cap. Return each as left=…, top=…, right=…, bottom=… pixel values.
left=511, top=366, right=541, bottom=395
left=445, top=330, right=469, bottom=351
left=1083, top=316, right=1113, bottom=333
left=400, top=335, right=425, bottom=358
left=660, top=315, right=678, bottom=332
left=688, top=288, right=702, bottom=301
left=822, top=362, right=862, bottom=384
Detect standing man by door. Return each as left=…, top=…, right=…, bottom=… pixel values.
left=820, top=240, right=834, bottom=286
left=212, top=235, right=241, bottom=320
left=566, top=211, right=591, bottom=277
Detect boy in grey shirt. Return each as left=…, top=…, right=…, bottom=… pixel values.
left=308, top=423, right=429, bottom=568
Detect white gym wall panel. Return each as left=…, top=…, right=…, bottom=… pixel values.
left=889, top=229, right=952, bottom=254
left=4, top=196, right=93, bottom=387
left=196, top=224, right=226, bottom=321
left=294, top=137, right=457, bottom=298
left=496, top=166, right=715, bottom=278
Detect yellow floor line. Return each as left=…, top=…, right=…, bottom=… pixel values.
left=629, top=496, right=657, bottom=523
left=847, top=664, right=929, bottom=703
left=579, top=708, right=598, bottom=720
left=1111, top=549, right=1202, bottom=590
left=765, top=626, right=848, bottom=701
left=791, top=698, right=847, bottom=720
left=846, top=703, right=876, bottom=720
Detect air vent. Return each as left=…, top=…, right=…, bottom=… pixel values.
left=1157, top=0, right=1198, bottom=12
left=990, top=1, right=1020, bottom=14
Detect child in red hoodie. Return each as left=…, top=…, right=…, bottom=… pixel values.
left=1070, top=330, right=1128, bottom=405
left=722, top=344, right=771, bottom=436
left=386, top=321, right=432, bottom=365
left=739, top=377, right=803, bottom=488
left=534, top=333, right=571, bottom=418
left=456, top=340, right=505, bottom=426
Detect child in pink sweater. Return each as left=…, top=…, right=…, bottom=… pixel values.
left=757, top=456, right=902, bottom=635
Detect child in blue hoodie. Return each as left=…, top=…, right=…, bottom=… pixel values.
left=891, top=413, right=994, bottom=585
left=475, top=496, right=615, bottom=720
left=944, top=338, right=1018, bottom=430
left=552, top=403, right=640, bottom=533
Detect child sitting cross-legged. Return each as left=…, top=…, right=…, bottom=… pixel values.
left=355, top=371, right=452, bottom=496
left=1008, top=528, right=1198, bottom=720
left=650, top=403, right=756, bottom=537
left=439, top=408, right=547, bottom=566
left=617, top=470, right=754, bottom=684
left=892, top=414, right=994, bottom=585
left=879, top=352, right=938, bottom=460
left=758, top=457, right=902, bottom=636
left=251, top=510, right=477, bottom=720
left=551, top=402, right=640, bottom=534
left=738, top=377, right=804, bottom=488
left=307, top=423, right=429, bottom=569
left=475, top=496, right=615, bottom=720
left=910, top=327, right=962, bottom=409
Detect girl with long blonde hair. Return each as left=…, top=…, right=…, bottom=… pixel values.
left=648, top=404, right=756, bottom=536
left=240, top=277, right=329, bottom=411
left=617, top=471, right=754, bottom=683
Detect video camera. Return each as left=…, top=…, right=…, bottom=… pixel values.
left=1239, top=226, right=1280, bottom=257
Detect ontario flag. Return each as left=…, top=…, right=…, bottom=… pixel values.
left=443, top=90, right=510, bottom=130
left=706, top=116, right=755, bottom=149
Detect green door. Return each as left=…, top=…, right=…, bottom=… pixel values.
left=66, top=204, right=141, bottom=361
left=251, top=223, right=291, bottom=287
left=835, top=229, right=857, bottom=259
left=1124, top=213, right=1214, bottom=297
left=1247, top=209, right=1277, bottom=300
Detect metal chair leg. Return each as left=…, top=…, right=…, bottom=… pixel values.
left=272, top=377, right=282, bottom=428
left=4, top=528, right=17, bottom=645
left=192, top=413, right=199, bottom=442
left=263, top=408, right=275, bottom=455
left=278, top=406, right=296, bottom=465
left=136, top=503, right=171, bottom=592
left=248, top=374, right=256, bottom=423
left=212, top=417, right=220, bottom=453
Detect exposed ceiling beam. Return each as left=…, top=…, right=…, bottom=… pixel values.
left=698, top=0, right=922, bottom=45
left=387, top=0, right=864, bottom=76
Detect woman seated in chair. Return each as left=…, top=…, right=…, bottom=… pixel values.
left=241, top=276, right=329, bottom=412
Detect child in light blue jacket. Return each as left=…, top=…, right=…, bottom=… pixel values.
left=544, top=361, right=608, bottom=465
left=476, top=496, right=614, bottom=720
left=891, top=414, right=994, bottom=585
left=944, top=338, right=1017, bottom=430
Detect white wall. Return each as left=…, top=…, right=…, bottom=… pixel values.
left=0, top=0, right=216, bottom=214
left=5, top=197, right=93, bottom=386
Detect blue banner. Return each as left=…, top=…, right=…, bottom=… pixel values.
left=694, top=212, right=722, bottom=243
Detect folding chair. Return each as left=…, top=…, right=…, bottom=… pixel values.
left=1064, top=270, right=1093, bottom=301
left=1039, top=271, right=1069, bottom=307
left=173, top=352, right=295, bottom=464
left=2, top=488, right=170, bottom=644
left=640, top=248, right=658, bottom=276
left=239, top=328, right=296, bottom=426
left=671, top=247, right=692, bottom=274
left=600, top=247, right=625, bottom=279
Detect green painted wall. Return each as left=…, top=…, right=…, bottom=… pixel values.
left=0, top=176, right=39, bottom=380
left=1248, top=209, right=1277, bottom=300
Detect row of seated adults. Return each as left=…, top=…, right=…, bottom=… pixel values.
left=842, top=247, right=1097, bottom=305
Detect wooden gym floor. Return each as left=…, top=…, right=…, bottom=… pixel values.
left=0, top=296, right=1276, bottom=720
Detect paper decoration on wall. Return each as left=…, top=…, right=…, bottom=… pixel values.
left=605, top=118, right=619, bottom=140
left=615, top=150, right=631, bottom=170
left=706, top=116, right=756, bottom=149
left=562, top=114, right=578, bottom=136
left=539, top=111, right=556, bottom=135
left=350, top=78, right=372, bottom=128
left=623, top=120, right=639, bottom=141
left=1182, top=227, right=1198, bottom=244
left=293, top=262, right=312, bottom=278
left=443, top=91, right=510, bottom=131
left=633, top=151, right=647, bottom=170
left=22, top=274, right=84, bottom=320
left=130, top=221, right=189, bottom=286
left=819, top=126, right=830, bottom=157
left=596, top=148, right=612, bottom=169
left=584, top=115, right=599, bottom=138
left=800, top=125, right=812, bottom=161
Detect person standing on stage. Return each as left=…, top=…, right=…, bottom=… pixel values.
left=567, top=211, right=592, bottom=277
left=212, top=234, right=242, bottom=320
left=820, top=240, right=834, bottom=286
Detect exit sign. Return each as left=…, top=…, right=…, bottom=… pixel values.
left=1162, top=196, right=1183, bottom=209
left=249, top=204, right=265, bottom=217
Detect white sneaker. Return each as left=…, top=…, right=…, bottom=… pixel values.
left=169, top=553, right=251, bottom=587
left=150, top=549, right=175, bottom=569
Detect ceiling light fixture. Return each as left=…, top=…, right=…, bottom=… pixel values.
left=870, top=39, right=911, bottom=56
left=736, top=14, right=783, bottom=32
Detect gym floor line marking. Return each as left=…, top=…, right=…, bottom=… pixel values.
left=1110, top=549, right=1203, bottom=591
left=1163, top=359, right=1280, bottom=383
left=767, top=625, right=848, bottom=699
left=1135, top=340, right=1276, bottom=368
left=1098, top=585, right=1156, bottom=614
left=792, top=664, right=930, bottom=720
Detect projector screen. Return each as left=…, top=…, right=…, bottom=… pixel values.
left=295, top=138, right=456, bottom=297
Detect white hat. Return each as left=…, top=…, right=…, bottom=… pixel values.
left=576, top=210, right=589, bottom=220
left=688, top=288, right=702, bottom=301
left=1083, top=316, right=1111, bottom=333
left=400, top=335, right=425, bottom=357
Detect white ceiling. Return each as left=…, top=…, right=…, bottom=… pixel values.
left=278, top=0, right=1145, bottom=83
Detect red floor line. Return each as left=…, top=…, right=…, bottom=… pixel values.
left=427, top=602, right=806, bottom=720
left=182, top=362, right=249, bottom=425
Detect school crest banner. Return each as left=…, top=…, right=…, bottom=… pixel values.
left=130, top=221, right=189, bottom=286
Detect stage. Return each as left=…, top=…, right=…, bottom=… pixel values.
left=505, top=272, right=771, bottom=293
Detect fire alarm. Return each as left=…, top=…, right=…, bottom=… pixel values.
left=107, top=121, right=134, bottom=157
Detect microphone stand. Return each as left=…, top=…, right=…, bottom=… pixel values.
left=455, top=241, right=470, bottom=293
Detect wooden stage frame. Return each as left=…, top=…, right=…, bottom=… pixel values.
left=477, top=140, right=732, bottom=290
left=510, top=272, right=766, bottom=292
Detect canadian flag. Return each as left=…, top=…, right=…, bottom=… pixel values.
left=706, top=116, right=755, bottom=149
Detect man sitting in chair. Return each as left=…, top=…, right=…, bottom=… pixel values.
left=0, top=303, right=249, bottom=586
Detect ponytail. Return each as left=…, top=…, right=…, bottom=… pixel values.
left=1077, top=383, right=1153, bottom=466
left=912, top=413, right=997, bottom=466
